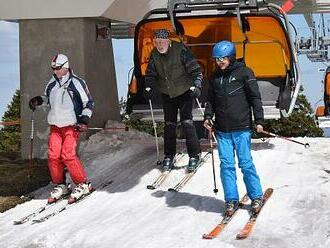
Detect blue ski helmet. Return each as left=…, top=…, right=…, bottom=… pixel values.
left=212, top=41, right=236, bottom=58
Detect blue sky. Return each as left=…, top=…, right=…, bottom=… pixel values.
left=0, top=21, right=19, bottom=119
left=0, top=15, right=328, bottom=120
left=112, top=39, right=134, bottom=100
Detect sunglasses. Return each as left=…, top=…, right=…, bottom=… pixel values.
left=215, top=57, right=226, bottom=62
left=51, top=61, right=68, bottom=71
left=51, top=65, right=63, bottom=71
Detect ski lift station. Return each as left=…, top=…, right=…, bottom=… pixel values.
left=1, top=0, right=330, bottom=158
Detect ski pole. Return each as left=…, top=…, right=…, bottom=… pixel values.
left=195, top=98, right=217, bottom=142
left=29, top=110, right=35, bottom=178
left=209, top=129, right=218, bottom=194
left=148, top=99, right=161, bottom=165
left=88, top=127, right=129, bottom=131
left=260, top=130, right=310, bottom=148
left=195, top=98, right=218, bottom=193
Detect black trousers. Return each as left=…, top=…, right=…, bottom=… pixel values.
left=162, top=91, right=200, bottom=157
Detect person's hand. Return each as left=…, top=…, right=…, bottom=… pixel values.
left=76, top=123, right=88, bottom=132
left=76, top=115, right=90, bottom=132
left=189, top=86, right=201, bottom=98
left=143, top=87, right=153, bottom=100
left=203, top=119, right=213, bottom=131
left=29, top=96, right=43, bottom=111
left=256, top=124, right=264, bottom=133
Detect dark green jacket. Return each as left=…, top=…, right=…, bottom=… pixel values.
left=145, top=41, right=202, bottom=98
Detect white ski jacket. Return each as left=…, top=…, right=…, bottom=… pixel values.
left=42, top=71, right=94, bottom=128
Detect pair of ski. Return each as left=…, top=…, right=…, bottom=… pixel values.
left=146, top=152, right=186, bottom=190
left=147, top=152, right=211, bottom=192
left=203, top=188, right=273, bottom=240
left=13, top=199, right=62, bottom=225
left=13, top=180, right=113, bottom=225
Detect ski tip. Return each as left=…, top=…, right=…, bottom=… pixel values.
left=264, top=188, right=274, bottom=196
left=202, top=234, right=214, bottom=239
left=146, top=185, right=156, bottom=190
left=13, top=220, right=23, bottom=225
left=168, top=188, right=177, bottom=192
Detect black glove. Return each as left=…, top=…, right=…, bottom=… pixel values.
left=189, top=86, right=201, bottom=98
left=76, top=115, right=90, bottom=132
left=143, top=87, right=153, bottom=100
left=79, top=115, right=90, bottom=125
left=29, top=96, right=43, bottom=111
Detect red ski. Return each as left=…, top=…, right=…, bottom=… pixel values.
left=202, top=194, right=249, bottom=239
left=236, top=188, right=273, bottom=240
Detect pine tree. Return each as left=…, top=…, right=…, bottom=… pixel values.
left=262, top=94, right=323, bottom=137
left=120, top=97, right=165, bottom=136
left=0, top=89, right=21, bottom=152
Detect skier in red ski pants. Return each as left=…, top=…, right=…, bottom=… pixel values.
left=48, top=125, right=87, bottom=184
left=29, top=54, right=94, bottom=204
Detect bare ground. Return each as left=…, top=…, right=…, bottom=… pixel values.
left=0, top=151, right=50, bottom=212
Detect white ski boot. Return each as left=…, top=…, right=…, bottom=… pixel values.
left=68, top=182, right=93, bottom=204
left=48, top=184, right=70, bottom=204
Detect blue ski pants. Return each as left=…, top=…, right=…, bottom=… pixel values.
left=215, top=130, right=263, bottom=201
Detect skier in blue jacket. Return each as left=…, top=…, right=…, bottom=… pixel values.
left=203, top=41, right=264, bottom=216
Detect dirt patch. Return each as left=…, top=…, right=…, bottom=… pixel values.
left=0, top=151, right=50, bottom=213
left=0, top=196, right=27, bottom=212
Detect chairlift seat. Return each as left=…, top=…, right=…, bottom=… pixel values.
left=127, top=3, right=300, bottom=122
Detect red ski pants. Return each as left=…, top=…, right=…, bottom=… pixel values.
left=48, top=125, right=87, bottom=184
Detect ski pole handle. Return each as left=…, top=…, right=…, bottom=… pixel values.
left=195, top=98, right=217, bottom=142
left=260, top=130, right=310, bottom=149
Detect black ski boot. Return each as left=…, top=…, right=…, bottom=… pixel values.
left=224, top=200, right=239, bottom=217
left=251, top=197, right=263, bottom=214
left=187, top=155, right=200, bottom=172
left=162, top=156, right=174, bottom=171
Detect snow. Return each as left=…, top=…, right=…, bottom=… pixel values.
left=1, top=123, right=330, bottom=248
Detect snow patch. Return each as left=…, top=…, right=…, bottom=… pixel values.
left=1, top=130, right=330, bottom=248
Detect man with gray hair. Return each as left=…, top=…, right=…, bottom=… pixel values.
left=144, top=29, right=203, bottom=172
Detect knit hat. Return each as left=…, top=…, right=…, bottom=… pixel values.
left=154, top=29, right=170, bottom=39
left=51, top=54, right=69, bottom=69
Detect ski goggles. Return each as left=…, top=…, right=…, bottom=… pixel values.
left=51, top=61, right=68, bottom=71
left=215, top=57, right=226, bottom=62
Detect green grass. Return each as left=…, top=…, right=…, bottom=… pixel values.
left=0, top=151, right=50, bottom=212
